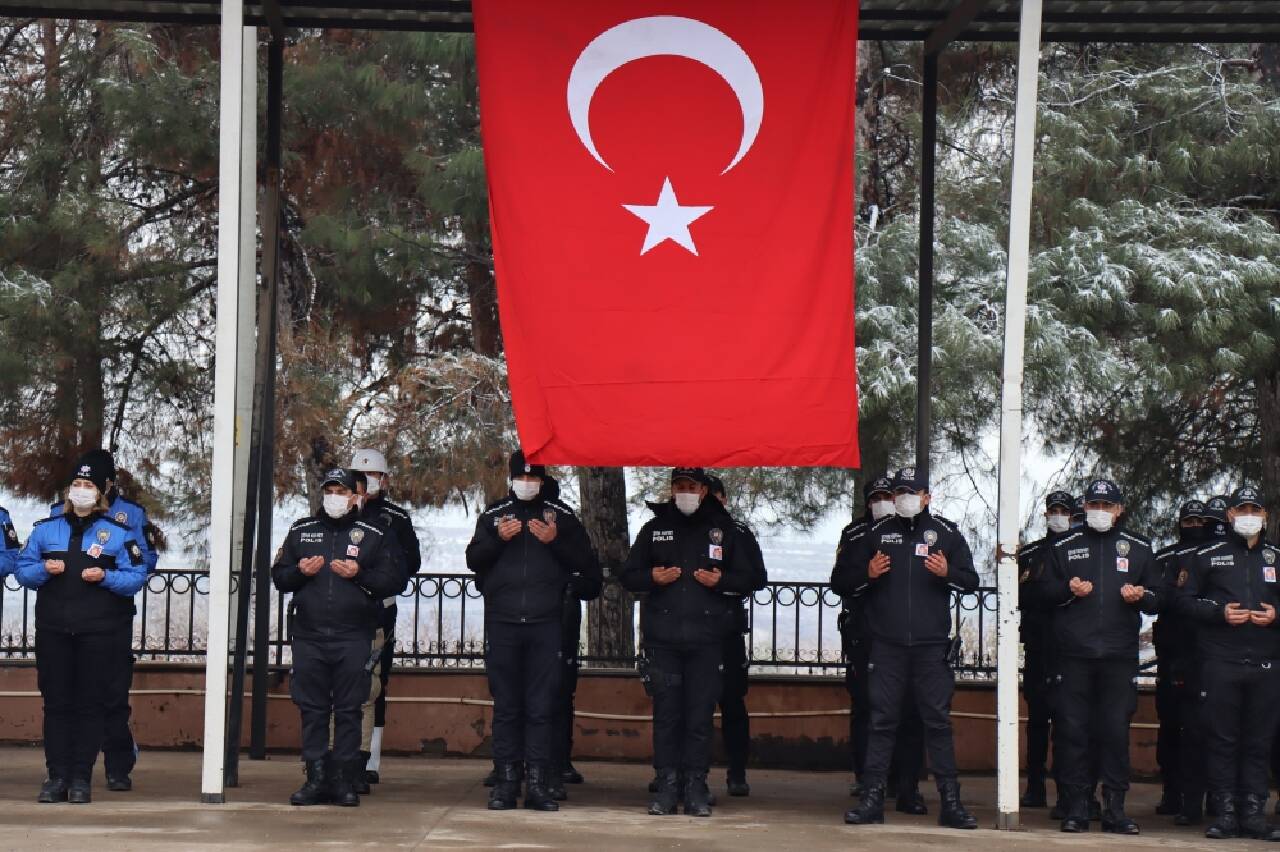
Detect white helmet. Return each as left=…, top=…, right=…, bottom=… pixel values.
left=349, top=448, right=389, bottom=474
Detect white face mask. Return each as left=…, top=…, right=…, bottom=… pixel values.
left=1086, top=509, right=1115, bottom=532
left=1233, top=515, right=1265, bottom=538
left=364, top=474, right=382, bottom=497
left=512, top=480, right=541, bottom=501
left=870, top=499, right=896, bottom=521
left=323, top=494, right=352, bottom=519
left=68, top=486, right=97, bottom=511
left=1047, top=513, right=1071, bottom=534
left=894, top=493, right=924, bottom=518
left=674, top=493, right=702, bottom=516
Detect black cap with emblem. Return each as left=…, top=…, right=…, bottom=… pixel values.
left=1206, top=495, right=1229, bottom=522
left=1046, top=491, right=1073, bottom=511
left=891, top=466, right=927, bottom=493
left=1230, top=486, right=1264, bottom=510
left=509, top=449, right=546, bottom=479
left=863, top=474, right=893, bottom=500
left=1084, top=479, right=1123, bottom=505
left=70, top=451, right=114, bottom=493
left=1179, top=499, right=1208, bottom=521
left=671, top=467, right=708, bottom=485
left=321, top=467, right=357, bottom=491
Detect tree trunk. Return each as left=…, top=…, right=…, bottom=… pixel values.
left=465, top=257, right=501, bottom=357
left=577, top=466, right=635, bottom=666
left=1258, top=372, right=1280, bottom=544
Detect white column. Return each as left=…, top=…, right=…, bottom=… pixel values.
left=202, top=5, right=256, bottom=804
left=994, top=0, right=1043, bottom=831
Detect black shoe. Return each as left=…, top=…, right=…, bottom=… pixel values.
left=727, top=772, right=750, bottom=797
left=330, top=764, right=360, bottom=807
left=350, top=758, right=370, bottom=796
left=896, top=787, right=928, bottom=815
left=1061, top=787, right=1089, bottom=833
left=1174, top=799, right=1202, bottom=826
left=1239, top=793, right=1270, bottom=840
left=365, top=769, right=380, bottom=785
left=562, top=763, right=584, bottom=784
left=67, top=779, right=91, bottom=805
left=649, top=768, right=679, bottom=816
left=290, top=758, right=330, bottom=806
left=1155, top=788, right=1180, bottom=815
left=549, top=777, right=568, bottom=802
left=523, top=765, right=559, bottom=811
left=488, top=762, right=521, bottom=810
left=1020, top=775, right=1047, bottom=808
left=38, top=778, right=68, bottom=804
left=1205, top=792, right=1239, bottom=840
left=106, top=774, right=132, bottom=792
left=937, top=779, right=976, bottom=829
left=1100, top=789, right=1139, bottom=835
left=684, top=772, right=713, bottom=817
left=844, top=783, right=885, bottom=825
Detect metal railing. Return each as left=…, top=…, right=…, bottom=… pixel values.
left=0, top=569, right=1015, bottom=677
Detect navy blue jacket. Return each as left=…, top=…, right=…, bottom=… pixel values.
left=1176, top=535, right=1280, bottom=662
left=16, top=511, right=148, bottom=633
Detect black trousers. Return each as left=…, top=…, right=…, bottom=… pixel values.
left=1053, top=656, right=1137, bottom=792
left=1155, top=663, right=1180, bottom=794
left=291, top=634, right=371, bottom=763
left=373, top=606, right=396, bottom=728
left=649, top=644, right=722, bottom=773
left=719, top=631, right=750, bottom=777
left=486, top=620, right=562, bottom=767
left=1200, top=658, right=1280, bottom=798
left=1175, top=662, right=1205, bottom=806
left=864, top=642, right=957, bottom=784
left=848, top=639, right=925, bottom=788
left=36, top=623, right=131, bottom=781
left=1023, top=641, right=1053, bottom=781
left=551, top=653, right=580, bottom=772
left=102, top=626, right=137, bottom=778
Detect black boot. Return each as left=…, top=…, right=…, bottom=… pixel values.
left=844, top=782, right=885, bottom=825
left=648, top=768, right=679, bottom=815
left=1021, top=772, right=1047, bottom=808
left=548, top=765, right=568, bottom=802
left=1175, top=790, right=1203, bottom=826
left=1061, top=787, right=1090, bottom=833
left=1205, top=792, right=1239, bottom=840
left=330, top=763, right=360, bottom=807
left=290, top=759, right=329, bottom=806
left=726, top=771, right=750, bottom=797
left=562, top=762, right=584, bottom=784
left=1155, top=786, right=1180, bottom=815
left=38, top=777, right=68, bottom=804
left=1088, top=793, right=1102, bottom=821
left=487, top=762, right=521, bottom=810
left=1239, top=793, right=1270, bottom=840
left=936, top=779, right=977, bottom=829
left=896, top=786, right=928, bottom=815
left=524, top=765, right=559, bottom=811
left=67, top=778, right=91, bottom=805
left=351, top=755, right=371, bottom=795
left=683, top=771, right=712, bottom=817
left=1100, top=788, right=1139, bottom=834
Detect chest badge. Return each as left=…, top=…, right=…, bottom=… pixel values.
left=115, top=511, right=128, bottom=524
left=710, top=528, right=724, bottom=545
left=923, top=529, right=938, bottom=547
left=1264, top=565, right=1277, bottom=583
left=1116, top=557, right=1129, bottom=573
left=96, top=529, right=111, bottom=544
left=349, top=529, right=365, bottom=544
left=1116, top=540, right=1131, bottom=557
left=543, top=509, right=557, bottom=525
left=1265, top=550, right=1276, bottom=566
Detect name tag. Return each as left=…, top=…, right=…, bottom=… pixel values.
left=346, top=545, right=360, bottom=557
left=709, top=545, right=723, bottom=560
left=915, top=544, right=929, bottom=557
left=87, top=544, right=103, bottom=558
left=1265, top=566, right=1276, bottom=584
left=1116, top=557, right=1129, bottom=573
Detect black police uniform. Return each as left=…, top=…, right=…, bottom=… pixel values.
left=358, top=494, right=418, bottom=776
left=1017, top=515, right=1071, bottom=807
left=1178, top=519, right=1280, bottom=838
left=272, top=499, right=404, bottom=804
left=620, top=491, right=755, bottom=815
left=1036, top=514, right=1159, bottom=831
left=1152, top=502, right=1211, bottom=819
left=465, top=468, right=601, bottom=810
left=831, top=485, right=980, bottom=828
left=718, top=513, right=767, bottom=791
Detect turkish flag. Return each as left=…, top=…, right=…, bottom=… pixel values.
left=473, top=0, right=859, bottom=468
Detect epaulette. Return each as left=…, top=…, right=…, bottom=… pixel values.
left=378, top=502, right=411, bottom=520
left=32, top=516, right=57, bottom=528
left=1196, top=540, right=1227, bottom=556
left=1052, top=531, right=1086, bottom=549
left=545, top=498, right=579, bottom=517
left=353, top=520, right=386, bottom=538
left=1119, top=530, right=1151, bottom=550
left=481, top=498, right=515, bottom=517
left=291, top=518, right=322, bottom=531
left=869, top=516, right=896, bottom=532
left=931, top=514, right=959, bottom=533
left=103, top=516, right=132, bottom=532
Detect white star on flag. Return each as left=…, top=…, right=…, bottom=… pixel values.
left=622, top=178, right=713, bottom=256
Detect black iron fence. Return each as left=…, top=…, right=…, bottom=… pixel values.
left=0, top=569, right=1017, bottom=677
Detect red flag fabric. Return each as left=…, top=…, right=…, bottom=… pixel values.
left=473, top=0, right=859, bottom=468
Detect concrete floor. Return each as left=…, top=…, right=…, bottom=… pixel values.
left=0, top=747, right=1238, bottom=850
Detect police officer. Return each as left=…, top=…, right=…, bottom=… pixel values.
left=1017, top=490, right=1075, bottom=809
left=705, top=474, right=768, bottom=798
left=833, top=467, right=980, bottom=829
left=466, top=451, right=601, bottom=812
left=50, top=448, right=158, bottom=792
left=16, top=453, right=148, bottom=803
left=272, top=468, right=404, bottom=807
left=348, top=449, right=419, bottom=788
left=837, top=474, right=927, bottom=813
left=1153, top=499, right=1211, bottom=821
left=547, top=474, right=602, bottom=802
left=1034, top=478, right=1158, bottom=834
left=621, top=467, right=755, bottom=817
left=0, top=502, right=17, bottom=578
left=1178, top=487, right=1280, bottom=841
